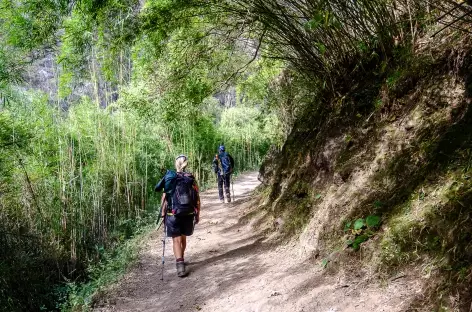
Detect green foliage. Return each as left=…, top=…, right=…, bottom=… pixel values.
left=0, top=0, right=66, bottom=50
left=344, top=221, right=352, bottom=232
left=0, top=47, right=22, bottom=86
left=236, top=59, right=283, bottom=106
left=0, top=44, right=276, bottom=312
left=353, top=218, right=366, bottom=231
left=345, top=215, right=381, bottom=251
left=348, top=234, right=370, bottom=251
left=209, top=0, right=431, bottom=85
left=321, top=258, right=329, bottom=268
left=374, top=98, right=383, bottom=110
left=58, top=221, right=153, bottom=312
left=386, top=69, right=403, bottom=90
left=0, top=79, right=274, bottom=310
left=366, top=215, right=381, bottom=228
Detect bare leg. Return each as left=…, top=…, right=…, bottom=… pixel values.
left=181, top=235, right=187, bottom=258
left=172, top=236, right=184, bottom=259
left=173, top=235, right=188, bottom=277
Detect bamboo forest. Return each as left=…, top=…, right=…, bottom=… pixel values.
left=1, top=1, right=281, bottom=310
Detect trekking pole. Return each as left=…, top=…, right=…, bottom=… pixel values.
left=156, top=204, right=164, bottom=230
left=160, top=220, right=166, bottom=281
left=231, top=174, right=235, bottom=202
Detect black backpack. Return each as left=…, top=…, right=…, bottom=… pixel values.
left=170, top=172, right=197, bottom=216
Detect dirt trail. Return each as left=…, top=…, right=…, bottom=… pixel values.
left=95, top=172, right=420, bottom=312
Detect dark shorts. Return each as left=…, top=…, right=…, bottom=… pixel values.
left=165, top=215, right=195, bottom=237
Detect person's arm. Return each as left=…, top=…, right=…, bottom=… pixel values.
left=155, top=174, right=166, bottom=192
left=212, top=156, right=218, bottom=173
left=193, top=182, right=201, bottom=224
left=160, top=193, right=167, bottom=217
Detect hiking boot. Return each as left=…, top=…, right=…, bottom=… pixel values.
left=176, top=261, right=187, bottom=277
left=220, top=199, right=225, bottom=203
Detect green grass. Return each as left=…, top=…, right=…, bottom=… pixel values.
left=58, top=222, right=156, bottom=312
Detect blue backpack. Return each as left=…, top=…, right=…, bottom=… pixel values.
left=219, top=152, right=234, bottom=174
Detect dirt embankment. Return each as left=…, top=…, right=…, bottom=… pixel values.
left=258, top=37, right=472, bottom=311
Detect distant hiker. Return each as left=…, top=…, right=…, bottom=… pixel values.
left=212, top=145, right=234, bottom=203
left=155, top=155, right=201, bottom=277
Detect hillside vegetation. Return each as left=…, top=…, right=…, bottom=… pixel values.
left=255, top=3, right=472, bottom=311
left=1, top=0, right=472, bottom=311
left=259, top=39, right=472, bottom=310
